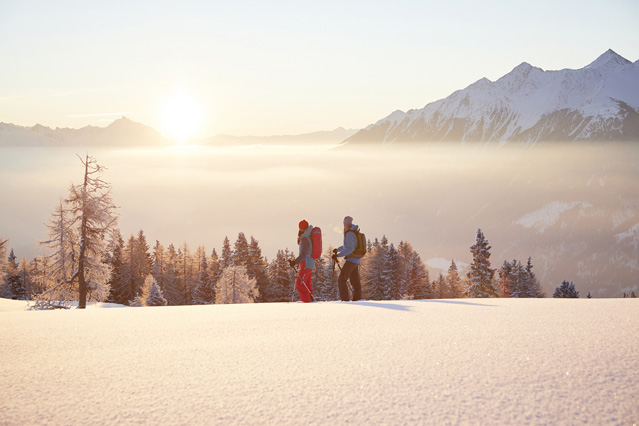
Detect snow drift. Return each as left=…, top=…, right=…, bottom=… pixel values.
left=1, top=297, right=637, bottom=425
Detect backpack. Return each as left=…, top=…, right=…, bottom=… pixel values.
left=310, top=226, right=322, bottom=260
left=347, top=229, right=367, bottom=259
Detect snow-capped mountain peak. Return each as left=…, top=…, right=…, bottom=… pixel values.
left=585, top=49, right=631, bottom=70
left=346, top=49, right=639, bottom=145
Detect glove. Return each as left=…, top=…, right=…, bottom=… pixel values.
left=289, top=260, right=296, bottom=268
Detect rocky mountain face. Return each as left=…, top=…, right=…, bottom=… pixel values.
left=346, top=49, right=639, bottom=145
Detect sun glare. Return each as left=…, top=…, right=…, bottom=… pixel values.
left=160, top=90, right=203, bottom=144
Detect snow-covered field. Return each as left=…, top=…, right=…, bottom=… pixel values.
left=1, top=298, right=637, bottom=425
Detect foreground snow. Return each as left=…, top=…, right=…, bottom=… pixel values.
left=1, top=298, right=637, bottom=425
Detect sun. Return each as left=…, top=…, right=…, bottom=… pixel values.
left=159, top=90, right=203, bottom=144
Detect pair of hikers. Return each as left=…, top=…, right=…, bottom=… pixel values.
left=289, top=216, right=362, bottom=302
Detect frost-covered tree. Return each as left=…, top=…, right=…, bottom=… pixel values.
left=68, top=155, right=118, bottom=308
left=37, top=200, right=78, bottom=305
left=553, top=280, right=579, bottom=298
left=220, top=237, right=233, bottom=271
left=144, top=274, right=167, bottom=306
left=232, top=233, right=249, bottom=267
left=38, top=155, right=117, bottom=308
left=215, top=265, right=258, bottom=304
left=6, top=249, right=27, bottom=300
left=446, top=260, right=463, bottom=299
left=314, top=247, right=338, bottom=301
left=162, top=244, right=182, bottom=305
left=0, top=238, right=9, bottom=298
left=365, top=236, right=393, bottom=300
left=192, top=251, right=215, bottom=304
left=247, top=236, right=270, bottom=303
left=265, top=249, right=295, bottom=302
left=523, top=258, right=544, bottom=297
left=117, top=231, right=152, bottom=305
left=397, top=241, right=429, bottom=300
left=498, top=258, right=544, bottom=298
left=134, top=230, right=152, bottom=284
left=177, top=243, right=196, bottom=304
left=464, top=229, right=498, bottom=298
left=433, top=274, right=447, bottom=299
left=105, top=230, right=125, bottom=304
left=129, top=295, right=143, bottom=307
left=209, top=249, right=221, bottom=288
left=116, top=235, right=139, bottom=305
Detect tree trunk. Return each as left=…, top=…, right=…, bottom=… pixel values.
left=78, top=155, right=89, bottom=309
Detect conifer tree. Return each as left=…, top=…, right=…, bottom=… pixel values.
left=118, top=231, right=152, bottom=303
left=66, top=154, right=118, bottom=308
left=220, top=237, right=233, bottom=271
left=523, top=258, right=544, bottom=297
left=209, top=249, right=221, bottom=296
left=247, top=236, right=270, bottom=303
left=162, top=244, right=181, bottom=305
left=150, top=240, right=165, bottom=296
left=39, top=200, right=77, bottom=303
left=434, top=274, right=447, bottom=299
left=553, top=280, right=579, bottom=298
left=464, top=229, right=498, bottom=298
left=129, top=295, right=143, bottom=307
left=0, top=238, right=9, bottom=298
left=29, top=256, right=50, bottom=298
left=382, top=243, right=399, bottom=300
left=266, top=249, right=294, bottom=302
left=177, top=243, right=195, bottom=305
left=105, top=230, right=125, bottom=304
left=144, top=274, right=167, bottom=306
left=118, top=235, right=138, bottom=305
left=397, top=241, right=429, bottom=299
left=6, top=249, right=27, bottom=300
left=215, top=265, right=258, bottom=304
left=447, top=260, right=463, bottom=298
left=233, top=233, right=249, bottom=266
left=498, top=258, right=544, bottom=298
left=314, top=247, right=338, bottom=301
left=193, top=251, right=215, bottom=304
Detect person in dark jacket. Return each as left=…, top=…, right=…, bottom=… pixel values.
left=290, top=220, right=315, bottom=302
left=332, top=216, right=362, bottom=301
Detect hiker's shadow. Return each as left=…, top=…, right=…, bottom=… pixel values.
left=350, top=299, right=496, bottom=312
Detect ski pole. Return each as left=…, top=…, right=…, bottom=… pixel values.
left=290, top=262, right=316, bottom=302
left=332, top=254, right=354, bottom=296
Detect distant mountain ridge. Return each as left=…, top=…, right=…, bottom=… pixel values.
left=0, top=117, right=171, bottom=147
left=0, top=118, right=358, bottom=147
left=345, top=49, right=639, bottom=145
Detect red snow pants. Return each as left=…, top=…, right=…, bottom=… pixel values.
left=295, top=262, right=314, bottom=303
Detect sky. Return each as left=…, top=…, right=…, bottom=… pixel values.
left=1, top=0, right=638, bottom=140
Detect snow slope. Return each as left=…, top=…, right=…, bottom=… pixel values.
left=1, top=298, right=637, bottom=425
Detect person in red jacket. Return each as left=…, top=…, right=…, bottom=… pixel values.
left=289, top=220, right=315, bottom=302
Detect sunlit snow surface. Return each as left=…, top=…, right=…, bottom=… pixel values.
left=1, top=298, right=637, bottom=425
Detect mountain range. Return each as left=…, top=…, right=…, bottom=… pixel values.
left=2, top=50, right=636, bottom=147
left=0, top=118, right=357, bottom=147
left=345, top=49, right=639, bottom=145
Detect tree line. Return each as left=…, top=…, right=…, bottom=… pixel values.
left=4, top=225, right=583, bottom=307
left=1, top=155, right=611, bottom=307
